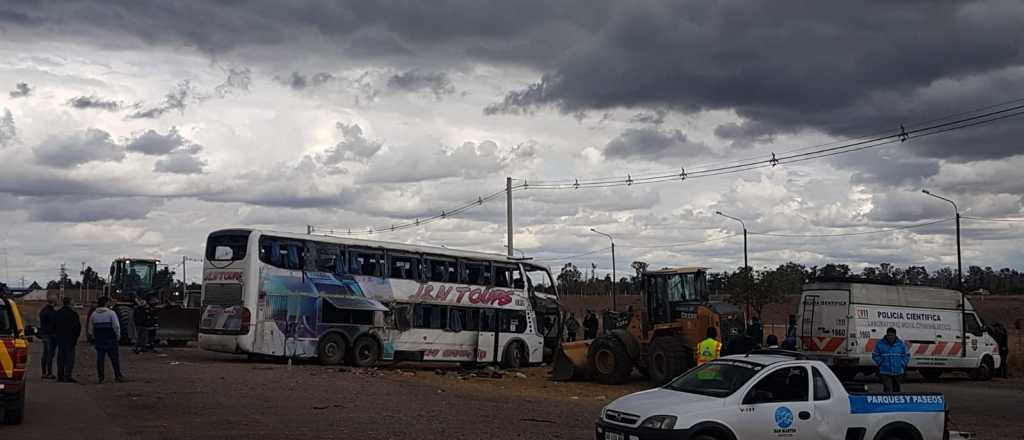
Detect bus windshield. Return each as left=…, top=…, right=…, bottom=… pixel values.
left=524, top=266, right=555, bottom=295
left=663, top=360, right=761, bottom=397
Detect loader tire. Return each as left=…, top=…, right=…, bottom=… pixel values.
left=114, top=305, right=137, bottom=346
left=648, top=337, right=693, bottom=385
left=588, top=337, right=633, bottom=385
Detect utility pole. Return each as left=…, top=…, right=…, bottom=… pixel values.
left=922, top=189, right=966, bottom=358
left=80, top=262, right=85, bottom=303
left=506, top=177, right=513, bottom=257
left=59, top=263, right=66, bottom=303
left=590, top=229, right=616, bottom=311
left=716, top=211, right=750, bottom=321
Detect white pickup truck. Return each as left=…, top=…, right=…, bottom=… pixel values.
left=596, top=350, right=971, bottom=440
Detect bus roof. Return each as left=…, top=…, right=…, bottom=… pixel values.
left=212, top=228, right=550, bottom=269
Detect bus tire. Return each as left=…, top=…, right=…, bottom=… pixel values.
left=588, top=336, right=633, bottom=385
left=318, top=334, right=347, bottom=365
left=648, top=337, right=692, bottom=385
left=349, top=336, right=380, bottom=368
left=969, top=357, right=993, bottom=381
left=502, top=341, right=525, bottom=369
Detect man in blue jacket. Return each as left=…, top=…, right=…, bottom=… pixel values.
left=89, top=297, right=125, bottom=383
left=873, top=327, right=910, bottom=392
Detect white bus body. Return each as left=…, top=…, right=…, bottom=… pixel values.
left=198, top=228, right=560, bottom=367
left=798, top=282, right=1001, bottom=379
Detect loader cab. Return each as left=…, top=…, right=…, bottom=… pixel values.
left=644, top=267, right=709, bottom=326
left=108, top=258, right=159, bottom=301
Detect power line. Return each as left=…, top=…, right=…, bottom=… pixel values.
left=521, top=101, right=1024, bottom=190
left=963, top=216, right=1024, bottom=223
left=747, top=218, right=953, bottom=238
left=310, top=98, right=1024, bottom=237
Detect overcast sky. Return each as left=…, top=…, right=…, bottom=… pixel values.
left=1, top=1, right=1023, bottom=285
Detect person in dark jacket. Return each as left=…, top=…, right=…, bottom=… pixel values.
left=564, top=313, right=579, bottom=342
left=582, top=310, right=599, bottom=340
left=765, top=334, right=780, bottom=349
left=38, top=297, right=57, bottom=379
left=133, top=300, right=149, bottom=353
left=52, top=297, right=82, bottom=383
left=782, top=314, right=798, bottom=350
left=872, top=327, right=910, bottom=392
left=89, top=297, right=124, bottom=383
left=990, top=322, right=1009, bottom=378
left=725, top=326, right=758, bottom=355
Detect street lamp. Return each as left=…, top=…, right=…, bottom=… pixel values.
left=715, top=211, right=748, bottom=270
left=590, top=228, right=617, bottom=311
left=921, top=189, right=966, bottom=358
left=503, top=245, right=526, bottom=259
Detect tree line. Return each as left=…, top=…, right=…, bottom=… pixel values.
left=558, top=261, right=1024, bottom=316
left=41, top=266, right=199, bottom=292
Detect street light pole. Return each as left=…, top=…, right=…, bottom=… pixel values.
left=922, top=189, right=966, bottom=358
left=590, top=228, right=616, bottom=312
left=716, top=211, right=748, bottom=270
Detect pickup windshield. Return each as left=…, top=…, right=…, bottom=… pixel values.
left=664, top=360, right=762, bottom=397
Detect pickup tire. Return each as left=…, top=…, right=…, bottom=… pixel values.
left=588, top=336, right=633, bottom=385
left=648, top=337, right=693, bottom=385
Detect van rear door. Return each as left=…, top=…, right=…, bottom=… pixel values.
left=799, top=290, right=850, bottom=355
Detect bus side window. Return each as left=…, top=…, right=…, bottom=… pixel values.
left=389, top=254, right=420, bottom=280
left=390, top=305, right=412, bottom=331
left=425, top=258, right=452, bottom=282
left=315, top=244, right=340, bottom=273
left=501, top=310, right=527, bottom=333
left=349, top=250, right=382, bottom=276
left=448, top=308, right=465, bottom=332
left=966, top=313, right=983, bottom=336
left=465, top=309, right=480, bottom=331
left=414, top=304, right=446, bottom=330
left=479, top=309, right=496, bottom=332
left=462, top=261, right=489, bottom=285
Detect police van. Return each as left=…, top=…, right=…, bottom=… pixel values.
left=798, top=281, right=1001, bottom=381
left=596, top=351, right=970, bottom=440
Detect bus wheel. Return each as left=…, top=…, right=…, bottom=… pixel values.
left=349, top=336, right=380, bottom=368
left=318, top=334, right=347, bottom=365
left=502, top=342, right=525, bottom=369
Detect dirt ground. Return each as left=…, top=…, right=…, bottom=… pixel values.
left=3, top=342, right=1024, bottom=440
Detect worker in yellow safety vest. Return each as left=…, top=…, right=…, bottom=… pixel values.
left=695, top=327, right=722, bottom=366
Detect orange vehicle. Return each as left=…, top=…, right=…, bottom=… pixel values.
left=0, top=295, right=29, bottom=424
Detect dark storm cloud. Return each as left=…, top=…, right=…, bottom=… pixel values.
left=33, top=128, right=125, bottom=168
left=67, top=95, right=122, bottom=111
left=274, top=71, right=335, bottom=90
left=125, top=128, right=189, bottom=155
left=129, top=80, right=194, bottom=119
left=320, top=122, right=383, bottom=164
left=833, top=150, right=941, bottom=188
left=604, top=127, right=714, bottom=161
left=8, top=82, right=32, bottom=98
left=868, top=192, right=952, bottom=222
left=0, top=109, right=15, bottom=147
left=714, top=120, right=777, bottom=149
left=214, top=66, right=251, bottom=97
left=629, top=109, right=666, bottom=125
left=386, top=70, right=455, bottom=99
left=487, top=2, right=1024, bottom=161
left=0, top=1, right=606, bottom=58
left=154, top=150, right=206, bottom=175
left=27, top=197, right=161, bottom=222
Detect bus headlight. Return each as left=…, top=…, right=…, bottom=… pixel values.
left=639, top=415, right=677, bottom=430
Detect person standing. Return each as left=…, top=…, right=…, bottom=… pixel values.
left=52, top=297, right=82, bottom=383
left=38, top=297, right=57, bottom=379
left=990, top=322, right=1009, bottom=379
left=582, top=310, right=599, bottom=340
left=564, top=313, right=579, bottom=342
left=696, top=327, right=722, bottom=366
left=782, top=314, right=798, bottom=350
left=133, top=299, right=149, bottom=353
left=872, top=327, right=910, bottom=392
left=89, top=297, right=124, bottom=383
left=765, top=334, right=781, bottom=349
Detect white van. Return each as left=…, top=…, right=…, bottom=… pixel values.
left=797, top=281, right=1001, bottom=381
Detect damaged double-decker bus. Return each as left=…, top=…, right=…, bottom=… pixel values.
left=198, top=228, right=561, bottom=368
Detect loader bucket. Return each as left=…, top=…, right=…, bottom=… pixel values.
left=156, top=306, right=201, bottom=344
left=549, top=340, right=591, bottom=381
